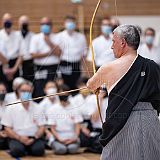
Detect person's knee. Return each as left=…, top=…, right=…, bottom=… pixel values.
left=31, top=141, right=45, bottom=156
left=10, top=144, right=26, bottom=157
left=67, top=143, right=79, bottom=154
left=0, top=138, right=8, bottom=150
left=53, top=144, right=67, bottom=155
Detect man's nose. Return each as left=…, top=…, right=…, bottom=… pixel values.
left=111, top=45, right=113, bottom=49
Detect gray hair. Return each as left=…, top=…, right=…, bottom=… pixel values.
left=113, top=24, right=140, bottom=50
left=18, top=80, right=33, bottom=90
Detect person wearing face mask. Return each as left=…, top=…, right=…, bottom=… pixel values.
left=56, top=15, right=87, bottom=90
left=30, top=17, right=62, bottom=102
left=0, top=13, right=22, bottom=92
left=39, top=81, right=60, bottom=148
left=138, top=27, right=160, bottom=66
left=0, top=82, right=8, bottom=150
left=1, top=81, right=46, bottom=157
left=40, top=81, right=59, bottom=117
left=47, top=84, right=82, bottom=154
left=87, top=16, right=116, bottom=69
left=17, top=15, right=35, bottom=82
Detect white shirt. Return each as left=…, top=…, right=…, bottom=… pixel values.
left=56, top=30, right=87, bottom=62
left=87, top=35, right=115, bottom=66
left=17, top=31, right=34, bottom=60
left=40, top=97, right=59, bottom=118
left=91, top=97, right=107, bottom=129
left=29, top=33, right=60, bottom=65
left=69, top=94, right=97, bottom=120
left=5, top=92, right=18, bottom=105
left=0, top=29, right=21, bottom=60
left=138, top=43, right=160, bottom=65
left=1, top=101, right=45, bottom=136
left=47, top=103, right=83, bottom=140
left=0, top=40, right=7, bottom=65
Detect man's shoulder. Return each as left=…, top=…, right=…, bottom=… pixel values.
left=74, top=31, right=86, bottom=40
left=5, top=103, right=22, bottom=112
left=32, top=32, right=42, bottom=40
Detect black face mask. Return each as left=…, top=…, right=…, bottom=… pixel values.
left=21, top=23, right=29, bottom=38
left=0, top=93, right=6, bottom=101
left=4, top=21, right=12, bottom=29
left=59, top=95, right=68, bottom=102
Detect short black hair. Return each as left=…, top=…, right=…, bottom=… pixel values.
left=65, top=15, right=76, bottom=21
left=144, top=27, right=155, bottom=36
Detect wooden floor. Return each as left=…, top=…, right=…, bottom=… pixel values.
left=0, top=150, right=100, bottom=160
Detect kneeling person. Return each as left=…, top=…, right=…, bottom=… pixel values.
left=47, top=85, right=82, bottom=155
left=1, top=81, right=45, bottom=157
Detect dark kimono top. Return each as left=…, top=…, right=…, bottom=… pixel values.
left=99, top=55, right=160, bottom=147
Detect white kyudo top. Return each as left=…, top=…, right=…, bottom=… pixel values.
left=29, top=32, right=60, bottom=65
left=56, top=30, right=87, bottom=62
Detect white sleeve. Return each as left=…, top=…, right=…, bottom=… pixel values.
left=0, top=41, right=7, bottom=57
left=1, top=107, right=13, bottom=127
left=29, top=35, right=38, bottom=54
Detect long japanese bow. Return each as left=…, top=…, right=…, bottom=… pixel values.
left=89, top=0, right=103, bottom=123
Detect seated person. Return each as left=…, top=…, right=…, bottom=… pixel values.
left=69, top=77, right=96, bottom=147
left=47, top=84, right=82, bottom=155
left=86, top=88, right=108, bottom=153
left=0, top=82, right=8, bottom=149
left=1, top=81, right=45, bottom=157
left=69, top=78, right=107, bottom=153
left=40, top=81, right=59, bottom=147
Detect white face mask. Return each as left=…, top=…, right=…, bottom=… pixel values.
left=46, top=88, right=57, bottom=95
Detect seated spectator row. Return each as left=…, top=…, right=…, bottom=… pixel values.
left=0, top=78, right=107, bottom=157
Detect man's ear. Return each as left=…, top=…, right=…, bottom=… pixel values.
left=121, top=38, right=126, bottom=48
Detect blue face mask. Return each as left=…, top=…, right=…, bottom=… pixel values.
left=101, top=25, right=112, bottom=36
left=40, top=24, right=51, bottom=34
left=20, top=92, right=32, bottom=101
left=65, top=22, right=76, bottom=31
left=145, top=35, right=154, bottom=45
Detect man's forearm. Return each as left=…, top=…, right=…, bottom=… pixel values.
left=35, top=126, right=45, bottom=138
left=31, top=52, right=51, bottom=59
left=75, top=123, right=81, bottom=137
left=13, top=56, right=22, bottom=71
left=5, top=127, right=20, bottom=140
left=51, top=45, right=62, bottom=57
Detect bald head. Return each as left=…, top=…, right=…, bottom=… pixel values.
left=40, top=17, right=52, bottom=25
left=19, top=15, right=29, bottom=25
left=2, top=13, right=13, bottom=31
left=2, top=13, right=12, bottom=22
